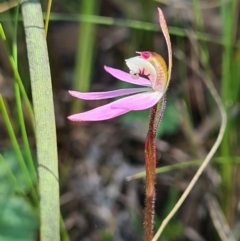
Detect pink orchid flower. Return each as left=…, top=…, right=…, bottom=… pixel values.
left=68, top=8, right=172, bottom=122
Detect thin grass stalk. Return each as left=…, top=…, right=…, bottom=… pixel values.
left=12, top=2, right=19, bottom=64
left=175, top=31, right=197, bottom=151
left=188, top=0, right=236, bottom=220
left=231, top=0, right=240, bottom=102
left=20, top=1, right=60, bottom=240
left=152, top=57, right=227, bottom=241
left=44, top=0, right=52, bottom=35
left=220, top=1, right=237, bottom=218
left=60, top=217, right=71, bottom=241
left=0, top=95, right=38, bottom=203
left=15, top=86, right=37, bottom=180
left=12, top=3, right=37, bottom=182
left=126, top=1, right=153, bottom=55
left=127, top=157, right=240, bottom=181
left=72, top=0, right=97, bottom=112
left=176, top=37, right=192, bottom=113
left=1, top=13, right=238, bottom=46
left=191, top=1, right=234, bottom=221
left=192, top=0, right=203, bottom=29
left=0, top=24, right=35, bottom=132
left=47, top=13, right=224, bottom=45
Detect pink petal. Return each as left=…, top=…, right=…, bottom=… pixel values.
left=69, top=87, right=150, bottom=100
left=68, top=102, right=130, bottom=122
left=111, top=91, right=162, bottom=110
left=68, top=90, right=163, bottom=122
left=104, top=66, right=151, bottom=86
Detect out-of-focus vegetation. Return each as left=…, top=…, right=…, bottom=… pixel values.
left=0, top=0, right=240, bottom=240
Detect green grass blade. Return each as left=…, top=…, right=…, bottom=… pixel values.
left=0, top=13, right=229, bottom=46
left=0, top=24, right=35, bottom=132
left=0, top=95, right=37, bottom=202
left=220, top=0, right=238, bottom=216
left=12, top=2, right=37, bottom=182
left=71, top=0, right=98, bottom=112
left=126, top=157, right=240, bottom=180
left=20, top=1, right=60, bottom=240
left=60, top=216, right=70, bottom=241
left=12, top=2, right=19, bottom=66
left=15, top=86, right=37, bottom=181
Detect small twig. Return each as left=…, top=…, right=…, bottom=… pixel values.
left=152, top=51, right=227, bottom=241
left=44, top=0, right=52, bottom=35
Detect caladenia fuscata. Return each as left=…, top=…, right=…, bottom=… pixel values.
left=68, top=8, right=172, bottom=241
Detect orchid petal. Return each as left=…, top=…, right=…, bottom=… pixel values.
left=149, top=52, right=168, bottom=92
left=69, top=87, right=150, bottom=100
left=68, top=102, right=130, bottom=122
left=111, top=91, right=162, bottom=110
left=158, top=8, right=172, bottom=84
left=125, top=57, right=157, bottom=86
left=68, top=90, right=163, bottom=122
left=104, top=66, right=151, bottom=86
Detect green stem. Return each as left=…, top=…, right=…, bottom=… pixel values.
left=20, top=1, right=60, bottom=241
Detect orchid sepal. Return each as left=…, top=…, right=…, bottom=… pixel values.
left=68, top=7, right=172, bottom=124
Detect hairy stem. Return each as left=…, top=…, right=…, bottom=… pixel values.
left=144, top=96, right=166, bottom=241
left=144, top=125, right=157, bottom=241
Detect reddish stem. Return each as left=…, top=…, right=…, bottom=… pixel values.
left=144, top=105, right=157, bottom=241
left=144, top=95, right=166, bottom=241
